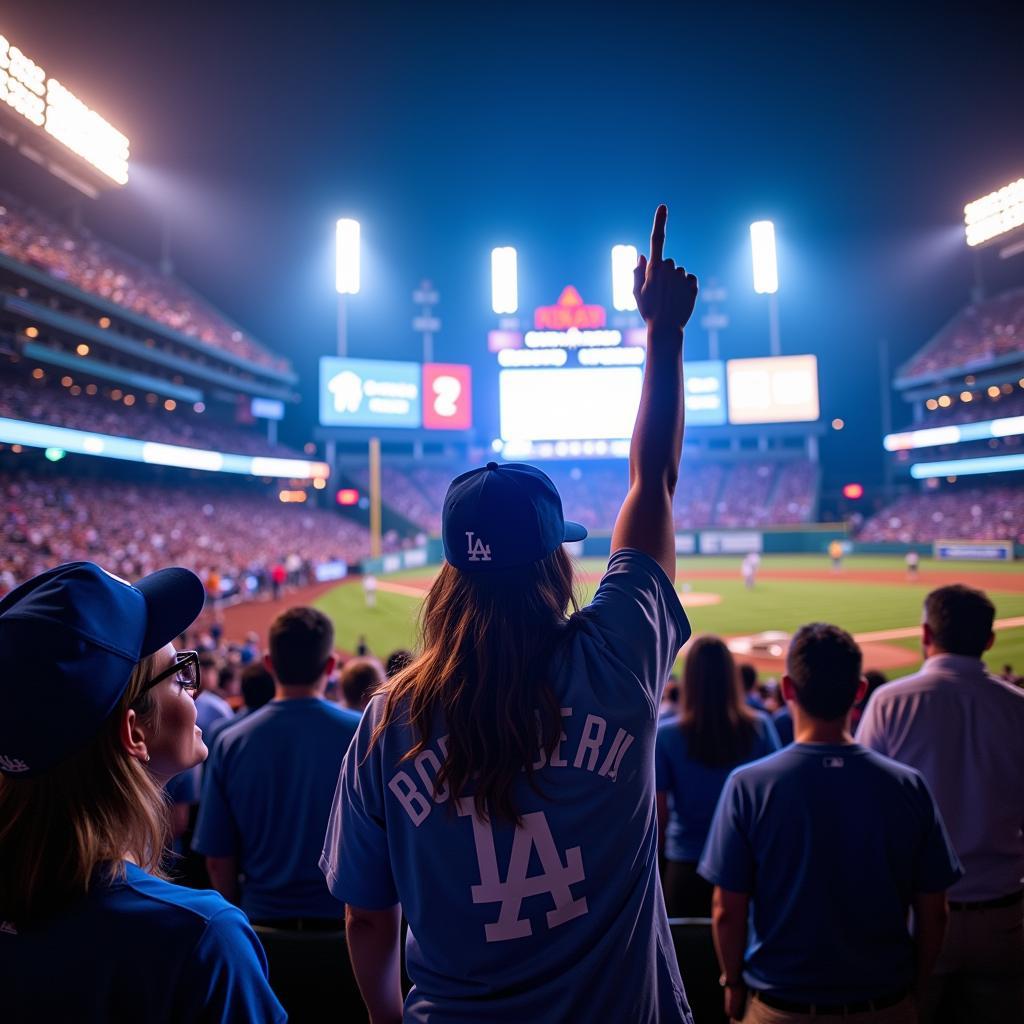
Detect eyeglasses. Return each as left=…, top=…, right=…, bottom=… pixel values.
left=139, top=650, right=202, bottom=698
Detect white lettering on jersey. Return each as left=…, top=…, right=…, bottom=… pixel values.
left=532, top=707, right=572, bottom=770
left=573, top=714, right=607, bottom=771
left=458, top=798, right=588, bottom=942
left=597, top=729, right=635, bottom=782
left=389, top=771, right=431, bottom=826
left=466, top=531, right=492, bottom=562
left=414, top=749, right=449, bottom=802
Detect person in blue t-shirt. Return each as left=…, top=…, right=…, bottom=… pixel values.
left=194, top=606, right=360, bottom=924
left=0, top=561, right=285, bottom=1023
left=203, top=660, right=277, bottom=749
left=656, top=635, right=779, bottom=916
left=699, top=622, right=962, bottom=1024
left=321, top=205, right=698, bottom=1024
left=771, top=703, right=793, bottom=745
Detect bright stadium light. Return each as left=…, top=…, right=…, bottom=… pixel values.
left=491, top=247, right=518, bottom=315
left=611, top=244, right=638, bottom=311
left=335, top=219, right=361, bottom=295
left=964, top=178, right=1024, bottom=247
left=750, top=221, right=778, bottom=295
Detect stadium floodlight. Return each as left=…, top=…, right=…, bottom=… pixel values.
left=335, top=219, right=361, bottom=295
left=750, top=221, right=778, bottom=295
left=491, top=247, right=518, bottom=315
left=964, top=178, right=1024, bottom=247
left=611, top=244, right=639, bottom=311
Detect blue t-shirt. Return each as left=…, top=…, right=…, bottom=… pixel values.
left=698, top=743, right=963, bottom=1003
left=195, top=690, right=233, bottom=736
left=204, top=708, right=251, bottom=749
left=655, top=711, right=780, bottom=862
left=772, top=705, right=794, bottom=745
left=321, top=549, right=694, bottom=1024
left=0, top=862, right=285, bottom=1023
left=194, top=697, right=361, bottom=920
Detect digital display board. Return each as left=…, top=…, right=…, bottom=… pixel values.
left=320, top=357, right=421, bottom=428
left=319, top=357, right=472, bottom=431
left=500, top=367, right=643, bottom=441
left=422, top=363, right=473, bottom=430
left=684, top=360, right=727, bottom=426
left=726, top=355, right=819, bottom=424
left=251, top=397, right=285, bottom=421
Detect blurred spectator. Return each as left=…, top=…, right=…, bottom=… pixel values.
left=656, top=637, right=780, bottom=917
left=204, top=662, right=277, bottom=749
left=739, top=662, right=767, bottom=712
left=849, top=668, right=888, bottom=731
left=701, top=623, right=961, bottom=1022
left=338, top=656, right=385, bottom=713
left=858, top=486, right=1024, bottom=544
left=385, top=648, right=413, bottom=678
left=858, top=586, right=1024, bottom=1021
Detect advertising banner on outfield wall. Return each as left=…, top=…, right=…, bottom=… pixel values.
left=700, top=531, right=764, bottom=554
left=934, top=540, right=1014, bottom=561
left=675, top=534, right=697, bottom=555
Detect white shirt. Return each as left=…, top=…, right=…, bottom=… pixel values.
left=857, top=654, right=1024, bottom=900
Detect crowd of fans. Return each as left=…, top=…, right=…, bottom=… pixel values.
left=0, top=364, right=304, bottom=458
left=0, top=191, right=289, bottom=373
left=0, top=473, right=370, bottom=595
left=857, top=485, right=1024, bottom=544
left=900, top=287, right=1024, bottom=380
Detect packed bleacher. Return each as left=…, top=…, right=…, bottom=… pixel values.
left=856, top=485, right=1024, bottom=544
left=0, top=472, right=370, bottom=595
left=899, top=286, right=1024, bottom=380
left=0, top=359, right=304, bottom=458
left=0, top=191, right=290, bottom=373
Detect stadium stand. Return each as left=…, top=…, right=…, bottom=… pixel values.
left=856, top=485, right=1024, bottom=543
left=0, top=472, right=370, bottom=594
left=0, top=191, right=289, bottom=372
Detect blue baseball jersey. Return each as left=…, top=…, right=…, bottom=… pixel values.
left=655, top=711, right=780, bottom=862
left=194, top=697, right=361, bottom=920
left=772, top=705, right=794, bottom=745
left=321, top=548, right=694, bottom=1023
left=699, top=743, right=963, bottom=1003
left=0, top=863, right=285, bottom=1022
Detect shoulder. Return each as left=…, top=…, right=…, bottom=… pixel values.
left=321, top=701, right=363, bottom=734
left=117, top=865, right=239, bottom=930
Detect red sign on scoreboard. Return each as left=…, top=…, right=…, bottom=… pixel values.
left=534, top=286, right=606, bottom=330
left=422, top=363, right=473, bottom=430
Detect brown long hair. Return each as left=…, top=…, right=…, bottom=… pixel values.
left=371, top=547, right=578, bottom=824
left=0, top=653, right=171, bottom=928
left=679, top=635, right=757, bottom=768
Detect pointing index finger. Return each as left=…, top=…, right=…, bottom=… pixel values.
left=649, top=204, right=667, bottom=263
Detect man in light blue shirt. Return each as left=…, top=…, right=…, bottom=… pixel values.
left=701, top=622, right=961, bottom=1023
left=858, top=584, right=1024, bottom=1022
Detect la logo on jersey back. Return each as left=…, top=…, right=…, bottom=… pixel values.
left=466, top=531, right=492, bottom=562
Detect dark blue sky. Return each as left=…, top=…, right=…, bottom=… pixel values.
left=8, top=2, right=1024, bottom=484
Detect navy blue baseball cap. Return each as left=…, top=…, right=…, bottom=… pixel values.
left=442, top=462, right=587, bottom=572
left=0, top=561, right=206, bottom=777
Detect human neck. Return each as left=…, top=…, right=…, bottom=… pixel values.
left=792, top=712, right=853, bottom=745
left=275, top=683, right=322, bottom=701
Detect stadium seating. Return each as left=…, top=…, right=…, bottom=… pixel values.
left=857, top=486, right=1024, bottom=544
left=0, top=472, right=370, bottom=594
left=0, top=191, right=289, bottom=372
left=899, top=287, right=1024, bottom=381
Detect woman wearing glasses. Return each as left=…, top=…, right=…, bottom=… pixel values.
left=0, top=561, right=285, bottom=1023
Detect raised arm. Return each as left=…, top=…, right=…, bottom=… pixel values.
left=611, top=205, right=698, bottom=581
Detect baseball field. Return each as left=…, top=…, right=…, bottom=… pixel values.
left=309, top=555, right=1024, bottom=680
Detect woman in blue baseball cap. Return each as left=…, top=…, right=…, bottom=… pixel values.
left=0, top=561, right=285, bottom=1023
left=322, top=206, right=700, bottom=1023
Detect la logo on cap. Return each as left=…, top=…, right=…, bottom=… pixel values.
left=0, top=754, right=29, bottom=773
left=466, top=531, right=492, bottom=562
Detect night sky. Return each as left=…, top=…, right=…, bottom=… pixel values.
left=6, top=3, right=1024, bottom=490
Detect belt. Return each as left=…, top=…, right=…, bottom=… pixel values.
left=753, top=990, right=907, bottom=1015
left=948, top=889, right=1023, bottom=912
left=251, top=916, right=345, bottom=932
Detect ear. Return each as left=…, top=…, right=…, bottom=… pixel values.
left=323, top=655, right=337, bottom=679
left=922, top=622, right=933, bottom=647
left=263, top=654, right=277, bottom=679
left=119, top=707, right=149, bottom=764
left=854, top=675, right=869, bottom=704
left=780, top=674, right=796, bottom=703
left=984, top=631, right=995, bottom=653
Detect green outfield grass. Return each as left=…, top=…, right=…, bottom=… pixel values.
left=315, top=555, right=1024, bottom=680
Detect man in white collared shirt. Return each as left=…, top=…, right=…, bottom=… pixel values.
left=857, top=584, right=1024, bottom=1022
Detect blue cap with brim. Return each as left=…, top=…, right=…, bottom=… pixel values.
left=0, top=561, right=206, bottom=777
left=442, top=462, right=587, bottom=572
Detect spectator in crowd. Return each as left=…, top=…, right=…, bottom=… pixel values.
left=338, top=656, right=384, bottom=713
left=194, top=607, right=360, bottom=928
left=857, top=585, right=1024, bottom=1021
left=0, top=561, right=284, bottom=1021
left=701, top=622, right=961, bottom=1023
left=203, top=662, right=276, bottom=748
left=849, top=668, right=888, bottom=731
left=194, top=652, right=233, bottom=735
left=658, top=673, right=680, bottom=719
left=385, top=648, right=413, bottom=678
left=739, top=662, right=767, bottom=711
left=656, top=636, right=780, bottom=916
left=320, top=206, right=697, bottom=1022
